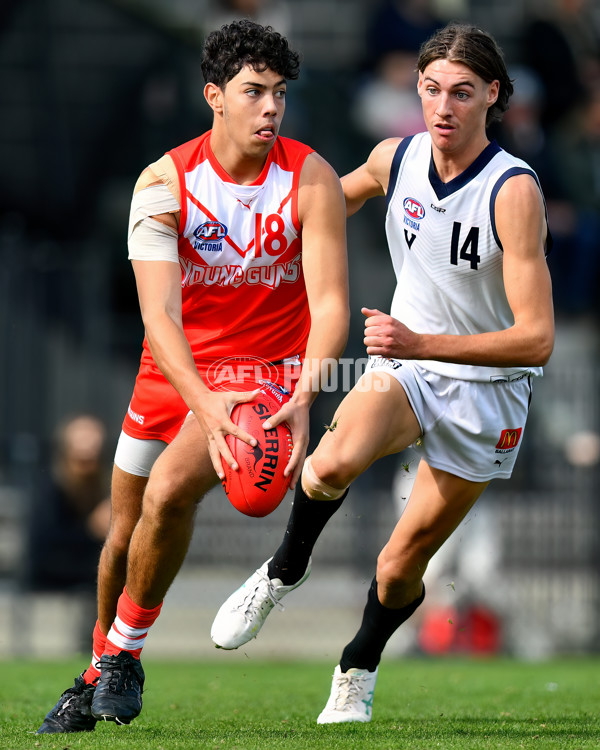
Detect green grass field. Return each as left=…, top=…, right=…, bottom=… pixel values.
left=1, top=657, right=599, bottom=749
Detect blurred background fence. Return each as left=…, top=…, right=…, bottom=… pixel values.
left=1, top=0, right=600, bottom=661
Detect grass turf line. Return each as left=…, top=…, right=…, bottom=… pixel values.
left=2, top=658, right=600, bottom=749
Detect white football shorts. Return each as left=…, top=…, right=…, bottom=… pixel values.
left=364, top=357, right=534, bottom=482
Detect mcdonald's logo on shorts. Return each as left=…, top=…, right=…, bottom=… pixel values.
left=495, top=427, right=522, bottom=452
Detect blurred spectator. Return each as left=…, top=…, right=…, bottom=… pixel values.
left=205, top=0, right=291, bottom=35
left=25, top=415, right=111, bottom=598
left=492, top=67, right=547, bottom=167
left=518, top=0, right=600, bottom=131
left=351, top=0, right=446, bottom=142
left=352, top=49, right=425, bottom=141
left=546, top=90, right=600, bottom=318
left=363, top=0, right=443, bottom=73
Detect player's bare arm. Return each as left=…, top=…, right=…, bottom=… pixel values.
left=492, top=174, right=555, bottom=364
left=130, top=160, right=259, bottom=478
left=265, top=152, right=349, bottom=486
left=363, top=173, right=554, bottom=367
left=341, top=138, right=400, bottom=216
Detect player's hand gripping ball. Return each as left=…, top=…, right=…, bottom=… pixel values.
left=221, top=382, right=293, bottom=517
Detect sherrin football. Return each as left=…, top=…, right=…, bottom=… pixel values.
left=221, top=381, right=293, bottom=517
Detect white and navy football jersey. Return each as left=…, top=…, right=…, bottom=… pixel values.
left=386, top=131, right=549, bottom=382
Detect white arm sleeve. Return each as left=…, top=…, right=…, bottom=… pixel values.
left=127, top=183, right=181, bottom=263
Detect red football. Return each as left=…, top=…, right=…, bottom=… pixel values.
left=221, top=382, right=293, bottom=517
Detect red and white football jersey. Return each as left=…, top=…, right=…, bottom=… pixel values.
left=138, top=131, right=314, bottom=368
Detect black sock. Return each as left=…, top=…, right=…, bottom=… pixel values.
left=339, top=577, right=425, bottom=673
left=267, top=482, right=347, bottom=585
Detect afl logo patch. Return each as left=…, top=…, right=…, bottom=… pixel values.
left=194, top=221, right=227, bottom=241
left=193, top=221, right=227, bottom=253
left=403, top=198, right=425, bottom=221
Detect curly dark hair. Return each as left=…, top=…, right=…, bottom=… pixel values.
left=201, top=20, right=300, bottom=88
left=417, top=23, right=514, bottom=126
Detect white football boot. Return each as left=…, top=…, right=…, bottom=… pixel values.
left=211, top=557, right=311, bottom=649
left=317, top=665, right=378, bottom=724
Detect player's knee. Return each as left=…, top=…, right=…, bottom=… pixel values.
left=143, top=470, right=199, bottom=521
left=376, top=543, right=428, bottom=591
left=301, top=455, right=348, bottom=501
left=103, top=527, right=130, bottom=561
left=311, top=441, right=365, bottom=489
left=314, top=442, right=362, bottom=486
left=376, top=549, right=402, bottom=590
left=104, top=507, right=139, bottom=558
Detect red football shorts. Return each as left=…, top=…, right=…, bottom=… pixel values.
left=122, top=357, right=301, bottom=444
